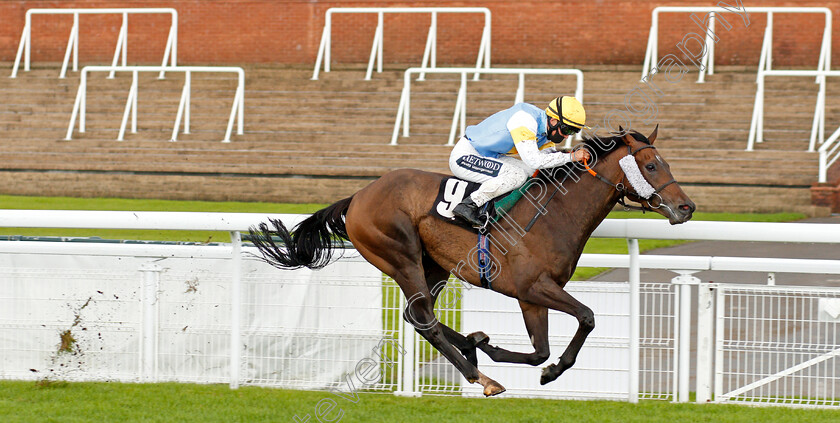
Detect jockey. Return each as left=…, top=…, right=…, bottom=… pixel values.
left=450, top=96, right=592, bottom=226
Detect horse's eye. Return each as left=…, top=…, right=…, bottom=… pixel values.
left=645, top=163, right=656, bottom=172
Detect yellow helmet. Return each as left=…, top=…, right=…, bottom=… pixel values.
left=545, top=96, right=587, bottom=129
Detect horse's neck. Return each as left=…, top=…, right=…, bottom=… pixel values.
left=541, top=155, right=623, bottom=252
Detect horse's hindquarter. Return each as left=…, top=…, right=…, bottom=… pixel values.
left=344, top=169, right=452, bottom=276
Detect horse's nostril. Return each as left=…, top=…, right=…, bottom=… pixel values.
left=679, top=204, right=693, bottom=212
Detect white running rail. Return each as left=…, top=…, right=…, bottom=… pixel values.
left=311, top=7, right=491, bottom=81
left=65, top=66, right=245, bottom=143
left=10, top=8, right=178, bottom=79
left=641, top=7, right=831, bottom=84
left=391, top=67, right=584, bottom=147
left=747, top=69, right=840, bottom=182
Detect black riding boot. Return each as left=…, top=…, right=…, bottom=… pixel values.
left=452, top=197, right=484, bottom=227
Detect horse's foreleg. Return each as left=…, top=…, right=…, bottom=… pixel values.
left=474, top=301, right=551, bottom=366
left=521, top=276, right=594, bottom=385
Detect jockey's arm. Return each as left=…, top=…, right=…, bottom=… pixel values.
left=506, top=111, right=573, bottom=169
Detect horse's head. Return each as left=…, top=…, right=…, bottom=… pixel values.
left=614, top=125, right=695, bottom=224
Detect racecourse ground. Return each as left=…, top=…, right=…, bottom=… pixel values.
left=1, top=380, right=839, bottom=423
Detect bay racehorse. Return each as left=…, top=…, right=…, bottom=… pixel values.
left=249, top=127, right=695, bottom=396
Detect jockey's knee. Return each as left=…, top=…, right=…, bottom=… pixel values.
left=510, top=168, right=529, bottom=187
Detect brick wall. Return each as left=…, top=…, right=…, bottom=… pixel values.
left=0, top=0, right=837, bottom=67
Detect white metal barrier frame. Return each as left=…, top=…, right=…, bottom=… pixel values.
left=10, top=8, right=178, bottom=79
left=712, top=283, right=840, bottom=407
left=65, top=66, right=245, bottom=143
left=747, top=69, right=840, bottom=182
left=641, top=7, right=831, bottom=84
left=311, top=7, right=491, bottom=81
left=395, top=219, right=840, bottom=404
left=2, top=212, right=840, bottom=406
left=391, top=67, right=584, bottom=147
left=0, top=210, right=304, bottom=389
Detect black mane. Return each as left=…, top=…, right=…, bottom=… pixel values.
left=537, top=130, right=651, bottom=182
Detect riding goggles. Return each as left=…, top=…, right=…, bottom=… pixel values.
left=559, top=123, right=581, bottom=136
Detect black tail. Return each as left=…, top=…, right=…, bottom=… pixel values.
left=248, top=196, right=353, bottom=270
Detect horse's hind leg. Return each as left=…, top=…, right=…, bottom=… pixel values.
left=348, top=219, right=504, bottom=396
left=423, top=255, right=485, bottom=368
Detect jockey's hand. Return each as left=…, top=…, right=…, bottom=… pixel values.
left=571, top=149, right=591, bottom=162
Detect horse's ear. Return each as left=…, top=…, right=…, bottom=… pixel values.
left=619, top=126, right=634, bottom=146
left=648, top=124, right=659, bottom=144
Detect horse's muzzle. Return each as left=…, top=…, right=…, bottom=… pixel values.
left=671, top=200, right=696, bottom=224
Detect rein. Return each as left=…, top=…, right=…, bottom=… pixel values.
left=522, top=143, right=677, bottom=232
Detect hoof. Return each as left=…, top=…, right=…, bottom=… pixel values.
left=477, top=371, right=506, bottom=397
left=540, top=364, right=557, bottom=385
left=483, top=382, right=506, bottom=397
left=467, top=331, right=490, bottom=347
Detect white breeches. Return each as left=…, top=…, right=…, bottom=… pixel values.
left=448, top=137, right=532, bottom=207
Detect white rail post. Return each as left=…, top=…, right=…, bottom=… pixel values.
left=696, top=281, right=715, bottom=403
left=418, top=12, right=437, bottom=81
left=766, top=13, right=773, bottom=72
left=185, top=71, right=192, bottom=134
left=747, top=72, right=765, bottom=151
left=697, top=12, right=715, bottom=83
left=377, top=12, right=384, bottom=74
left=473, top=11, right=491, bottom=81
left=569, top=71, right=585, bottom=148
left=65, top=70, right=85, bottom=140
left=80, top=69, right=87, bottom=133
left=819, top=148, right=827, bottom=183
left=365, top=12, right=384, bottom=81
left=447, top=72, right=467, bottom=146
left=395, top=294, right=419, bottom=397
left=24, top=11, right=32, bottom=72
left=672, top=270, right=699, bottom=403
left=59, top=13, right=79, bottom=79
left=139, top=262, right=162, bottom=383
left=404, top=72, right=411, bottom=138
left=237, top=75, right=244, bottom=136
left=514, top=73, right=525, bottom=104
left=118, top=70, right=139, bottom=141
left=628, top=238, right=640, bottom=403
left=172, top=70, right=189, bottom=142
left=229, top=231, right=243, bottom=389
left=672, top=279, right=681, bottom=402
left=809, top=76, right=825, bottom=152
left=641, top=10, right=659, bottom=81
left=223, top=69, right=245, bottom=143
left=311, top=12, right=330, bottom=80
left=713, top=286, right=725, bottom=402
left=391, top=72, right=411, bottom=145
left=109, top=13, right=129, bottom=79
left=10, top=17, right=29, bottom=78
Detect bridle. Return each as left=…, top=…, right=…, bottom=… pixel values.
left=522, top=142, right=678, bottom=232
left=583, top=144, right=677, bottom=213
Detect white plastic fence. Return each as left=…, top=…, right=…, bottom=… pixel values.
left=641, top=7, right=831, bottom=83
left=10, top=8, right=178, bottom=79
left=1, top=213, right=840, bottom=407
left=747, top=69, right=840, bottom=182
left=391, top=67, right=584, bottom=147
left=65, top=66, right=245, bottom=143
left=311, top=7, right=491, bottom=81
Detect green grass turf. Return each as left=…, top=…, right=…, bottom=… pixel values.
left=0, top=380, right=838, bottom=423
